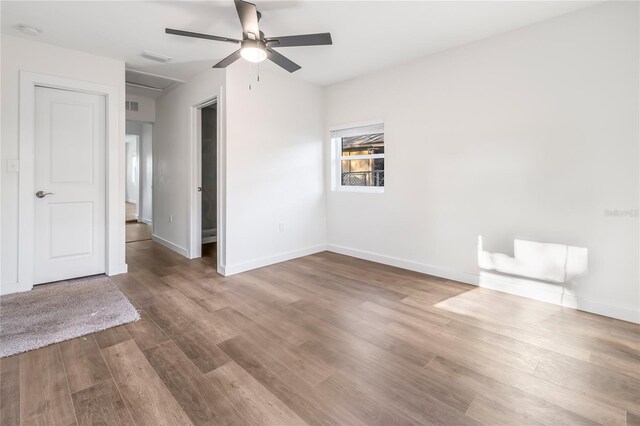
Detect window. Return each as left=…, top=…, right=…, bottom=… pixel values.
left=331, top=123, right=384, bottom=192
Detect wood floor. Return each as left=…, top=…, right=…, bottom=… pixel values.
left=126, top=222, right=151, bottom=243
left=1, top=240, right=639, bottom=425
left=125, top=202, right=137, bottom=222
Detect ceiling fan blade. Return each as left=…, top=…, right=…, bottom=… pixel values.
left=265, top=33, right=333, bottom=47
left=165, top=28, right=240, bottom=44
left=266, top=48, right=301, bottom=73
left=213, top=49, right=242, bottom=68
left=234, top=0, right=260, bottom=39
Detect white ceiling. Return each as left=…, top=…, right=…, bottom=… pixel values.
left=1, top=1, right=599, bottom=86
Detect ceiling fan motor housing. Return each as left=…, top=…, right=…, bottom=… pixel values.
left=241, top=39, right=266, bottom=50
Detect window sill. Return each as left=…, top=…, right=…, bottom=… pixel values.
left=335, top=186, right=384, bottom=194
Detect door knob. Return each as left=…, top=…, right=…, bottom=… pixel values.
left=35, top=191, right=54, bottom=198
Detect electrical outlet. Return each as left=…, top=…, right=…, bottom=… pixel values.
left=278, top=222, right=286, bottom=232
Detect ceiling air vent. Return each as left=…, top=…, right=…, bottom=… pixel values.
left=125, top=69, right=183, bottom=95
left=141, top=50, right=172, bottom=63
left=125, top=101, right=139, bottom=112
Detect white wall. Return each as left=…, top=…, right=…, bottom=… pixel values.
left=224, top=62, right=325, bottom=274
left=1, top=35, right=126, bottom=293
left=153, top=68, right=225, bottom=256
left=154, top=61, right=325, bottom=272
left=125, top=93, right=155, bottom=123
left=324, top=2, right=639, bottom=322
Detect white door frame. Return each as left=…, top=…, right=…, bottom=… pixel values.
left=18, top=71, right=126, bottom=293
left=188, top=90, right=226, bottom=274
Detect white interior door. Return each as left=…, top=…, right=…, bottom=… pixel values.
left=33, top=86, right=106, bottom=285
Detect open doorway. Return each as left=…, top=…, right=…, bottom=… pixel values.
left=200, top=103, right=217, bottom=263
left=125, top=122, right=153, bottom=243
left=189, top=96, right=223, bottom=272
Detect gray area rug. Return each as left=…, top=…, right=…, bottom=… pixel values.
left=0, top=277, right=139, bottom=358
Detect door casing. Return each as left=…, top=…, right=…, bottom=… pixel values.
left=188, top=93, right=226, bottom=275
left=17, top=71, right=126, bottom=293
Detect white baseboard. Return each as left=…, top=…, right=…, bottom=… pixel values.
left=223, top=244, right=326, bottom=276
left=479, top=271, right=639, bottom=324
left=202, top=236, right=217, bottom=244
left=326, top=244, right=479, bottom=286
left=326, top=243, right=639, bottom=324
left=107, top=263, right=128, bottom=276
left=217, top=264, right=227, bottom=276
left=152, top=234, right=189, bottom=258
left=140, top=218, right=152, bottom=225
left=572, top=299, right=639, bottom=324
left=0, top=281, right=29, bottom=296
left=479, top=271, right=577, bottom=306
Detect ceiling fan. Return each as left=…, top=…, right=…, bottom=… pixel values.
left=165, top=0, right=332, bottom=73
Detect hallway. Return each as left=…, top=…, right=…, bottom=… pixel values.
left=125, top=222, right=151, bottom=243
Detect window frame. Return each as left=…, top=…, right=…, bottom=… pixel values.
left=331, top=121, right=385, bottom=194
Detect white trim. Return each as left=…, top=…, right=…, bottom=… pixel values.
left=326, top=243, right=639, bottom=324
left=331, top=121, right=385, bottom=193
left=478, top=271, right=639, bottom=324
left=571, top=299, right=640, bottom=324
left=224, top=244, right=327, bottom=276
left=0, top=282, right=26, bottom=296
left=340, top=153, right=384, bottom=161
left=140, top=218, right=152, bottom=225
left=326, top=244, right=478, bottom=285
left=202, top=236, right=217, bottom=244
left=329, top=119, right=385, bottom=133
left=188, top=100, right=204, bottom=259
left=152, top=234, right=188, bottom=257
left=336, top=186, right=384, bottom=194
left=17, top=71, right=126, bottom=293
left=216, top=88, right=227, bottom=274
left=108, top=262, right=128, bottom=276
left=479, top=271, right=576, bottom=306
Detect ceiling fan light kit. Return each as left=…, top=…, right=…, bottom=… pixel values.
left=240, top=39, right=267, bottom=63
left=165, top=0, right=332, bottom=73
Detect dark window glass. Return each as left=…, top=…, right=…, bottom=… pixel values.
left=339, top=132, right=384, bottom=187
left=341, top=133, right=384, bottom=156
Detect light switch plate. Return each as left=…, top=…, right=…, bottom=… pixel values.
left=7, top=159, right=19, bottom=173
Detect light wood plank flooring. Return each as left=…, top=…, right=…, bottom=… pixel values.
left=126, top=222, right=151, bottom=243
left=1, top=239, right=639, bottom=425
left=125, top=202, right=137, bottom=222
